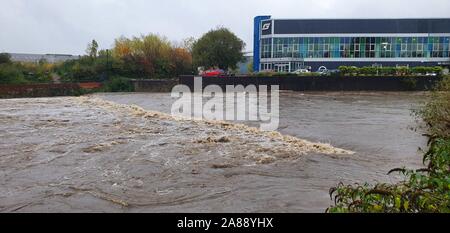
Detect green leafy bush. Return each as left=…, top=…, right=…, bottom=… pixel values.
left=254, top=72, right=275, bottom=77
left=338, top=66, right=359, bottom=76
left=0, top=63, right=28, bottom=84
left=337, top=65, right=444, bottom=77
left=0, top=61, right=54, bottom=85
left=57, top=56, right=103, bottom=82
left=359, top=66, right=378, bottom=76
left=380, top=67, right=397, bottom=76
left=418, top=76, right=450, bottom=139
left=0, top=53, right=12, bottom=64
left=101, top=76, right=134, bottom=92
left=274, top=72, right=299, bottom=77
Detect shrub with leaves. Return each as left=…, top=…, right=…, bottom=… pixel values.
left=328, top=76, right=450, bottom=213
left=337, top=65, right=443, bottom=77
left=101, top=76, right=134, bottom=92
left=0, top=62, right=53, bottom=84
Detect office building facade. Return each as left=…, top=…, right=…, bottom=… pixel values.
left=253, top=16, right=450, bottom=72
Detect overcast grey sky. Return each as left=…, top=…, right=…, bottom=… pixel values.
left=1, top=0, right=450, bottom=55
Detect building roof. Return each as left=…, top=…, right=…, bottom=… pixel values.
left=260, top=18, right=450, bottom=35
left=9, top=53, right=79, bottom=63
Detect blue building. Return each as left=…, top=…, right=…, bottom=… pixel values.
left=253, top=16, right=450, bottom=72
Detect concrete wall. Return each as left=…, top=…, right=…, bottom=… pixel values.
left=0, top=83, right=82, bottom=98
left=131, top=79, right=178, bottom=92
left=179, top=75, right=442, bottom=91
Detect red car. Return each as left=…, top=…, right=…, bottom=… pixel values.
left=202, top=69, right=226, bottom=77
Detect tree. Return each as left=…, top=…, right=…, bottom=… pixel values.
left=171, top=47, right=193, bottom=76
left=38, top=58, right=48, bottom=66
left=0, top=63, right=27, bottom=84
left=247, top=61, right=254, bottom=73
left=192, top=27, right=245, bottom=70
left=86, top=39, right=99, bottom=58
left=0, top=53, right=12, bottom=64
left=181, top=37, right=196, bottom=54
left=112, top=33, right=192, bottom=79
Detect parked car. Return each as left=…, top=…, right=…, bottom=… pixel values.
left=293, top=69, right=311, bottom=74
left=425, top=72, right=438, bottom=76
left=202, top=69, right=226, bottom=77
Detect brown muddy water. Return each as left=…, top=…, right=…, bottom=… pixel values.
left=0, top=92, right=427, bottom=212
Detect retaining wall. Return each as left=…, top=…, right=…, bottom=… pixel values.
left=179, top=75, right=442, bottom=91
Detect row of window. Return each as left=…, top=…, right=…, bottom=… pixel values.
left=261, top=37, right=450, bottom=59
left=271, top=37, right=448, bottom=44
left=260, top=62, right=305, bottom=73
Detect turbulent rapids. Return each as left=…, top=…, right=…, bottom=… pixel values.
left=0, top=96, right=350, bottom=212
left=75, top=96, right=353, bottom=156
left=0, top=93, right=425, bottom=212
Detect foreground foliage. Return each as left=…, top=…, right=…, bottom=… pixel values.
left=328, top=76, right=450, bottom=213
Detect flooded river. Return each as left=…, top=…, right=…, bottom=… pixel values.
left=0, top=92, right=427, bottom=212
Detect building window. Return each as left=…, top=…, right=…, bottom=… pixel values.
left=283, top=44, right=289, bottom=52
left=401, top=43, right=408, bottom=51
left=292, top=44, right=299, bottom=58
left=263, top=36, right=450, bottom=60
left=416, top=44, right=423, bottom=51
left=416, top=43, right=424, bottom=57
left=433, top=43, right=440, bottom=51
left=261, top=63, right=272, bottom=71
left=385, top=44, right=391, bottom=51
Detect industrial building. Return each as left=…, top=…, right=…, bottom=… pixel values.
left=9, top=53, right=79, bottom=64
left=253, top=16, right=450, bottom=72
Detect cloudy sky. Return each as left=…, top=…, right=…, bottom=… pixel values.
left=1, top=0, right=450, bottom=55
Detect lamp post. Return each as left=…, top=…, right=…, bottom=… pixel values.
left=106, top=49, right=109, bottom=81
